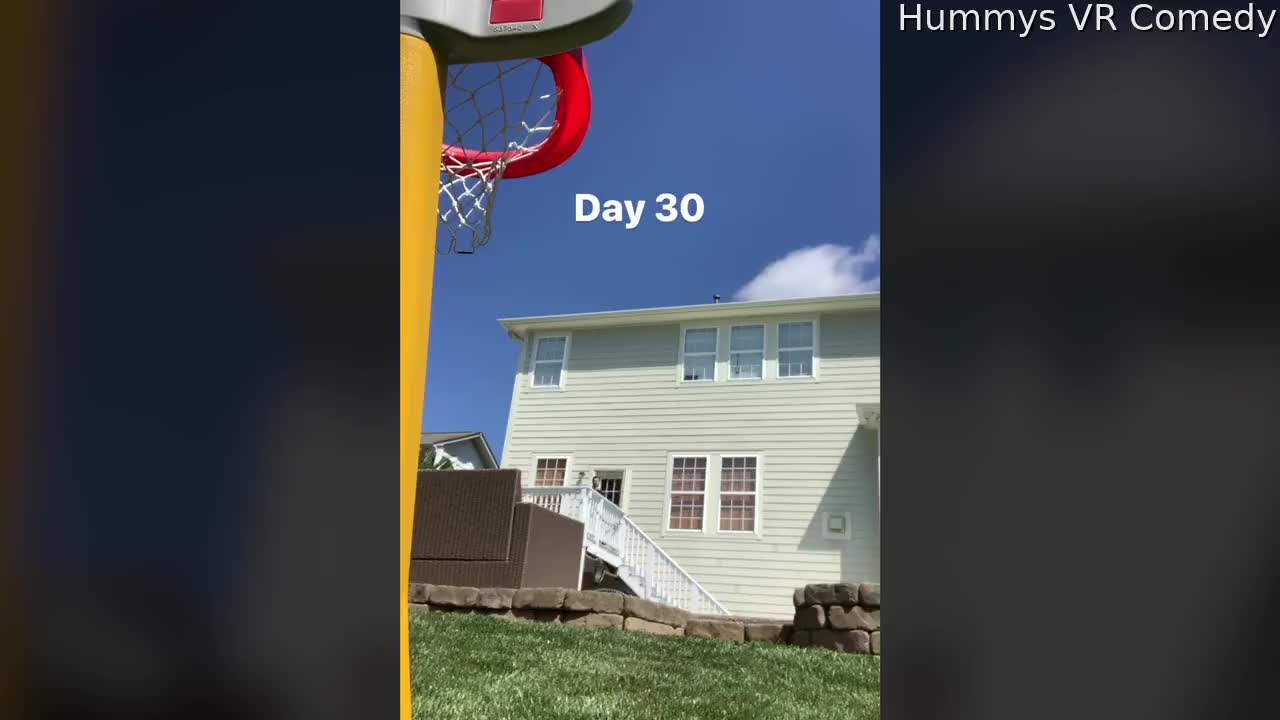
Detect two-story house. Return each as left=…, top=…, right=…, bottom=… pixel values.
left=498, top=293, right=880, bottom=619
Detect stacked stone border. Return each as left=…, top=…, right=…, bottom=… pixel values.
left=409, top=582, right=879, bottom=656
left=790, top=582, right=881, bottom=655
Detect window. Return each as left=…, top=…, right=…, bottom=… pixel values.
left=532, top=457, right=568, bottom=512
left=681, top=328, right=718, bottom=382
left=729, top=325, right=764, bottom=380
left=534, top=457, right=567, bottom=486
left=667, top=456, right=707, bottom=530
left=777, top=321, right=815, bottom=378
left=532, top=336, right=567, bottom=387
left=718, top=456, right=758, bottom=532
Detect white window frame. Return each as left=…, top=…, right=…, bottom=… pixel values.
left=529, top=455, right=573, bottom=487
left=530, top=333, right=571, bottom=389
left=775, top=318, right=819, bottom=380
left=678, top=326, right=719, bottom=383
left=664, top=453, right=711, bottom=533
left=715, top=454, right=764, bottom=536
left=727, top=324, right=766, bottom=381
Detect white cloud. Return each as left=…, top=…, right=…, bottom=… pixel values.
left=733, top=236, right=880, bottom=302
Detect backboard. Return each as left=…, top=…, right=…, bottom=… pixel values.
left=401, top=0, right=633, bottom=63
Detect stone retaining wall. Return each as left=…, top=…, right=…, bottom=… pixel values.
left=410, top=581, right=880, bottom=656
left=790, top=582, right=881, bottom=655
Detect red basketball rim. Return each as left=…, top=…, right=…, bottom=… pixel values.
left=441, top=49, right=591, bottom=180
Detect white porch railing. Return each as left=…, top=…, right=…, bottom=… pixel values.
left=522, top=486, right=728, bottom=616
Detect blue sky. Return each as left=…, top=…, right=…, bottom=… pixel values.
left=425, top=1, right=880, bottom=459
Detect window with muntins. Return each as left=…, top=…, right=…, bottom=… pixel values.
left=668, top=456, right=707, bottom=530
left=532, top=336, right=567, bottom=387
left=682, top=328, right=717, bottom=382
left=729, top=325, right=765, bottom=380
left=777, top=321, right=815, bottom=378
left=718, top=456, right=758, bottom=532
left=532, top=457, right=568, bottom=513
left=534, top=458, right=567, bottom=486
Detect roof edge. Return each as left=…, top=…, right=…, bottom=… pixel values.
left=499, top=292, right=879, bottom=338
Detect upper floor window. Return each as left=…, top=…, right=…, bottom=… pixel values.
left=681, top=328, right=718, bottom=382
left=729, top=325, right=764, bottom=380
left=777, top=321, right=815, bottom=378
left=532, top=336, right=567, bottom=387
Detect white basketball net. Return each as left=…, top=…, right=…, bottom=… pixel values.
left=438, top=58, right=559, bottom=254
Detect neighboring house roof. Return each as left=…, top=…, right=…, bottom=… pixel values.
left=422, top=431, right=483, bottom=445
left=498, top=292, right=880, bottom=340
left=420, top=431, right=499, bottom=469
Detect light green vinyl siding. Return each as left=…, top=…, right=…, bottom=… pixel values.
left=501, top=309, right=879, bottom=619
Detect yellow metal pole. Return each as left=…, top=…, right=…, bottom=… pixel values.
left=400, top=31, right=445, bottom=720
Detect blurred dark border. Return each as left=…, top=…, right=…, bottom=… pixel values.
left=883, top=2, right=1280, bottom=719
left=2, top=1, right=40, bottom=717
left=12, top=2, right=399, bottom=718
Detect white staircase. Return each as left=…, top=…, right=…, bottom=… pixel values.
left=521, top=486, right=728, bottom=615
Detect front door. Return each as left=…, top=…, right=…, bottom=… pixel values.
left=592, top=469, right=625, bottom=509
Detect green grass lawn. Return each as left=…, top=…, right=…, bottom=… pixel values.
left=411, top=609, right=880, bottom=720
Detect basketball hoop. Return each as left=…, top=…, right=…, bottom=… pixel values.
left=437, top=49, right=592, bottom=254
left=401, top=4, right=632, bottom=718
